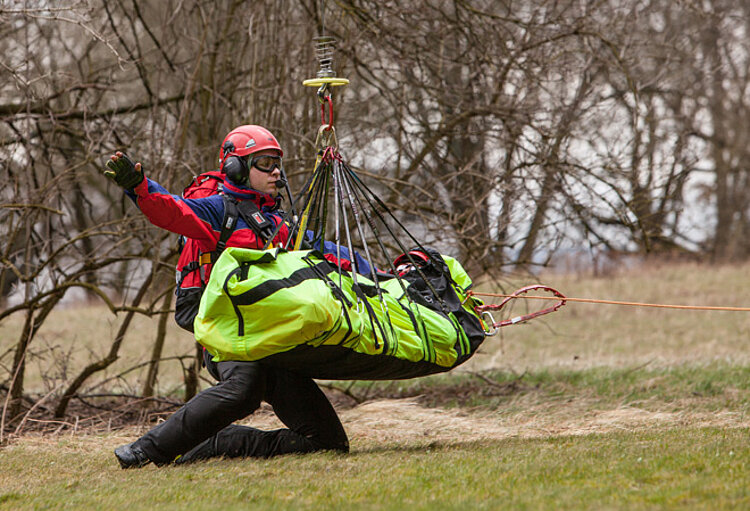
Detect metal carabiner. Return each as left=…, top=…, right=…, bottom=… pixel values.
left=316, top=83, right=330, bottom=103
left=314, top=124, right=338, bottom=151
left=481, top=311, right=499, bottom=337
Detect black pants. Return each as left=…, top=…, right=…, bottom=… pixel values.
left=135, top=352, right=348, bottom=465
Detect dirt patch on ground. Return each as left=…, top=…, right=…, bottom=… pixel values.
left=218, top=398, right=750, bottom=449
left=3, top=374, right=747, bottom=449
left=4, top=397, right=748, bottom=454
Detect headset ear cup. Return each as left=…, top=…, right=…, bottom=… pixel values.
left=223, top=156, right=248, bottom=185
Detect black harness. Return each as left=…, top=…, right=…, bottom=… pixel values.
left=198, top=195, right=277, bottom=271
left=178, top=195, right=278, bottom=288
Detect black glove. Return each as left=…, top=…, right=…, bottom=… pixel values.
left=103, top=152, right=144, bottom=190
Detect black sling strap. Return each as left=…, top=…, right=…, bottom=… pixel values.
left=197, top=198, right=240, bottom=282
left=197, top=195, right=279, bottom=285
left=223, top=195, right=276, bottom=245
left=178, top=205, right=238, bottom=287
left=215, top=196, right=240, bottom=254
left=198, top=196, right=266, bottom=266
left=213, top=195, right=276, bottom=257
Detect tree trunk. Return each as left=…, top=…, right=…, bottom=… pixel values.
left=183, top=344, right=203, bottom=402
left=141, top=288, right=173, bottom=400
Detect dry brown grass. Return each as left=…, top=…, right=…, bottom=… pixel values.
left=2, top=259, right=749, bottom=447
left=466, top=259, right=750, bottom=371
left=14, top=395, right=744, bottom=456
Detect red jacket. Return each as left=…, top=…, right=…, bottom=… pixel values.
left=129, top=176, right=289, bottom=290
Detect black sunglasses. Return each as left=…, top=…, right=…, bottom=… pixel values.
left=247, top=154, right=282, bottom=173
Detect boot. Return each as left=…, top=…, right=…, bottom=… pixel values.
left=114, top=442, right=151, bottom=469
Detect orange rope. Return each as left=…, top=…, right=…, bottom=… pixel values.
left=468, top=291, right=750, bottom=312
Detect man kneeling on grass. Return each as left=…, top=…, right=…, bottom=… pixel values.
left=102, top=125, right=349, bottom=467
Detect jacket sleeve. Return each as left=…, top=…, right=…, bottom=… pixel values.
left=127, top=177, right=221, bottom=250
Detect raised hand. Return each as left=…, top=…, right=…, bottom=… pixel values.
left=103, top=151, right=144, bottom=190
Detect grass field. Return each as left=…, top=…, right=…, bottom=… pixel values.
left=1, top=261, right=749, bottom=509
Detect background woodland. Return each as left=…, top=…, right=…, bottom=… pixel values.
left=2, top=0, right=749, bottom=428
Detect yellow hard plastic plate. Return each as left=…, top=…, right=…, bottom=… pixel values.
left=303, top=77, right=350, bottom=87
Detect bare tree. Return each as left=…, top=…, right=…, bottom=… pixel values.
left=2, top=0, right=750, bottom=430
left=0, top=0, right=321, bottom=426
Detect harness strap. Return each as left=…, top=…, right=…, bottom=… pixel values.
left=198, top=196, right=240, bottom=282
left=234, top=196, right=276, bottom=243
left=216, top=196, right=239, bottom=254
left=302, top=255, right=355, bottom=344
left=176, top=261, right=201, bottom=288
left=196, top=195, right=280, bottom=284
left=350, top=283, right=389, bottom=353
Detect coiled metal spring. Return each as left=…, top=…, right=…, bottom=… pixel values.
left=314, top=36, right=337, bottom=78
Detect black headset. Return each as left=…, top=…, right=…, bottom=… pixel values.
left=221, top=140, right=249, bottom=185
left=223, top=155, right=249, bottom=185
left=222, top=140, right=288, bottom=190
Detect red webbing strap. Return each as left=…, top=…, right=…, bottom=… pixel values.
left=321, top=95, right=334, bottom=130
left=470, top=285, right=567, bottom=331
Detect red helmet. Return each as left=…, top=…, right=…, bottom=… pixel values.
left=393, top=250, right=430, bottom=268
left=393, top=250, right=430, bottom=276
left=218, top=125, right=283, bottom=171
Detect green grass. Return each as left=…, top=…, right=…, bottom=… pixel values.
left=1, top=362, right=748, bottom=510
left=0, top=427, right=747, bottom=510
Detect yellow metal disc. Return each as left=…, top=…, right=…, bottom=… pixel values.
left=303, top=77, right=350, bottom=87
